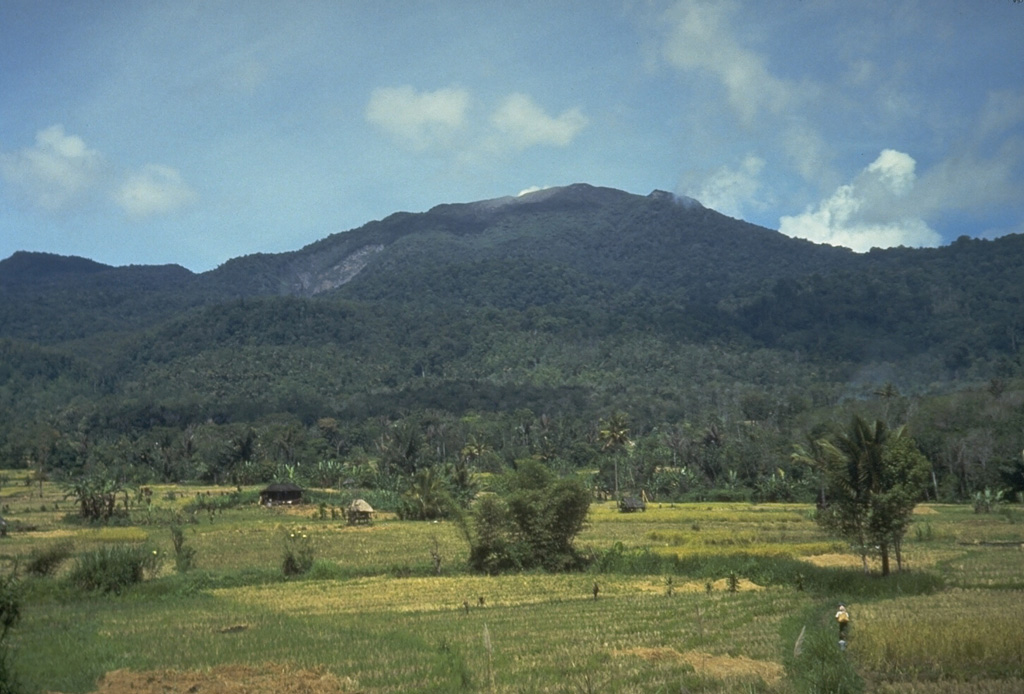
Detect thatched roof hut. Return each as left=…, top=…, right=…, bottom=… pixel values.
left=347, top=498, right=374, bottom=525
left=260, top=482, right=303, bottom=506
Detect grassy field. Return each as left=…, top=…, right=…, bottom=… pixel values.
left=1, top=473, right=1022, bottom=693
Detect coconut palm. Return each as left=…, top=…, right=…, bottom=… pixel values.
left=400, top=466, right=452, bottom=521
left=796, top=416, right=928, bottom=575
left=598, top=412, right=632, bottom=499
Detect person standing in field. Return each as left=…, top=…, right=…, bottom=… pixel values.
left=835, top=603, right=850, bottom=648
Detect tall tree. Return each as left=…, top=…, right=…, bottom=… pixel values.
left=598, top=412, right=632, bottom=498
left=461, top=460, right=590, bottom=573
left=794, top=416, right=929, bottom=576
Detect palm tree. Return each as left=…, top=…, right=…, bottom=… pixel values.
left=598, top=412, right=632, bottom=499
left=460, top=435, right=490, bottom=463
left=401, top=466, right=451, bottom=521
left=796, top=416, right=926, bottom=576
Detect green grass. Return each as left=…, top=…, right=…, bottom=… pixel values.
left=0, top=482, right=1022, bottom=693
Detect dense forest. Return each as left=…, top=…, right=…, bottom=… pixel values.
left=1, top=184, right=1022, bottom=509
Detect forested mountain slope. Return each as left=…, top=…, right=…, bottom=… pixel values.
left=3, top=184, right=1021, bottom=368
left=1, top=184, right=1022, bottom=499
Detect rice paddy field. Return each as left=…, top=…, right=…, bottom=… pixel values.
left=1, top=473, right=1022, bottom=693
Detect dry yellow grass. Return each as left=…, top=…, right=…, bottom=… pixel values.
left=614, top=646, right=784, bottom=685
left=212, top=570, right=773, bottom=618
left=851, top=589, right=1024, bottom=679
left=84, top=663, right=359, bottom=694
left=800, top=552, right=881, bottom=570
left=874, top=679, right=1024, bottom=694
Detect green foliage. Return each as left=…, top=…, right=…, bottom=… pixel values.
left=752, top=468, right=801, bottom=502
left=973, top=487, right=1005, bottom=514
left=281, top=530, right=314, bottom=577
left=429, top=638, right=474, bottom=692
left=183, top=489, right=258, bottom=513
left=999, top=455, right=1024, bottom=497
left=0, top=568, right=21, bottom=694
left=587, top=546, right=945, bottom=599
left=465, top=460, right=590, bottom=572
left=24, top=539, right=74, bottom=577
left=0, top=570, right=20, bottom=645
left=785, top=618, right=864, bottom=694
left=66, top=544, right=162, bottom=594
left=397, top=466, right=455, bottom=521
left=3, top=187, right=1024, bottom=509
left=2, top=496, right=1016, bottom=692
left=587, top=543, right=667, bottom=574
left=62, top=475, right=128, bottom=523
left=797, top=417, right=930, bottom=575
left=169, top=526, right=196, bottom=573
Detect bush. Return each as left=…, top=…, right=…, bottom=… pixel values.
left=24, top=539, right=74, bottom=577
left=62, top=475, right=128, bottom=523
left=66, top=544, right=162, bottom=594
left=463, top=461, right=591, bottom=573
left=170, top=526, right=196, bottom=573
left=0, top=568, right=20, bottom=694
left=281, top=531, right=314, bottom=577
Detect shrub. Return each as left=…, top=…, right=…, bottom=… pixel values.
left=170, top=526, right=196, bottom=573
left=62, top=475, right=126, bottom=523
left=0, top=568, right=20, bottom=694
left=66, top=544, right=162, bottom=594
left=304, top=560, right=346, bottom=581
left=462, top=461, right=591, bottom=573
left=281, top=531, right=314, bottom=577
left=397, top=466, right=455, bottom=521
left=24, top=540, right=74, bottom=577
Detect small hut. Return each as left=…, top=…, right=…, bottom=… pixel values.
left=618, top=496, right=646, bottom=513
left=347, top=498, right=374, bottom=525
left=260, top=482, right=303, bottom=506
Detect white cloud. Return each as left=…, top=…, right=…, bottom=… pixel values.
left=866, top=149, right=916, bottom=195
left=0, top=124, right=102, bottom=210
left=686, top=154, right=766, bottom=218
left=365, top=86, right=587, bottom=162
left=490, top=93, right=587, bottom=150
left=910, top=147, right=1021, bottom=217
left=1, top=125, right=197, bottom=221
left=114, top=164, right=196, bottom=219
left=659, top=0, right=792, bottom=124
left=978, top=89, right=1024, bottom=139
left=782, top=124, right=832, bottom=182
left=365, top=85, right=470, bottom=150
left=779, top=149, right=941, bottom=251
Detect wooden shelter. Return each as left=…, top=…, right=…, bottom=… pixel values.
left=260, top=482, right=303, bottom=506
left=347, top=498, right=374, bottom=525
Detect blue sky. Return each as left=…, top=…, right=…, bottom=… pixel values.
left=2, top=1, right=1022, bottom=272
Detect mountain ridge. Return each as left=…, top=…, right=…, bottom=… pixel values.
left=1, top=183, right=1022, bottom=371
left=0, top=183, right=818, bottom=293
left=2, top=183, right=1023, bottom=493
